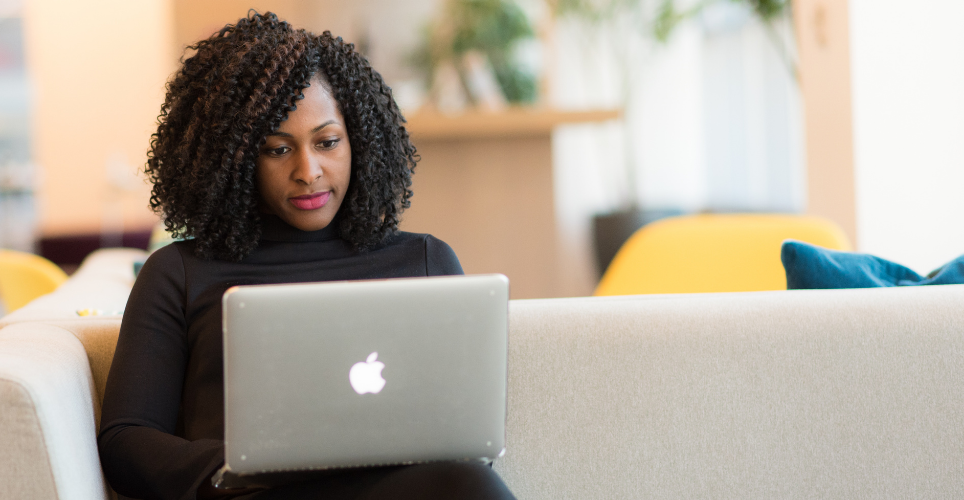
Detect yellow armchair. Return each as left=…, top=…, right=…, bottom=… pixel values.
left=0, top=249, right=69, bottom=312
left=595, top=214, right=851, bottom=296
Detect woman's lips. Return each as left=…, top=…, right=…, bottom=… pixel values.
left=289, top=191, right=330, bottom=210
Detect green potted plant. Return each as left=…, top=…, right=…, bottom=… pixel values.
left=413, top=0, right=540, bottom=111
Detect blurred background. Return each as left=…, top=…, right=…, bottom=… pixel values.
left=0, top=0, right=962, bottom=298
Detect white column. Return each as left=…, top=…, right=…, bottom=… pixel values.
left=850, top=0, right=964, bottom=272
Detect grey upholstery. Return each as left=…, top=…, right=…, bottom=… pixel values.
left=0, top=323, right=109, bottom=500
left=493, top=287, right=964, bottom=498
left=3, top=249, right=964, bottom=498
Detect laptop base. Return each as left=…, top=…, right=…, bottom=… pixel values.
left=212, top=458, right=494, bottom=490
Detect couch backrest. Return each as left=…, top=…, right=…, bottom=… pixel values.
left=493, top=284, right=964, bottom=499
left=0, top=248, right=143, bottom=327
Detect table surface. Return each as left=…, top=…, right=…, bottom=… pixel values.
left=404, top=107, right=622, bottom=140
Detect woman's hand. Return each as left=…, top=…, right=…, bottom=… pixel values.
left=196, top=467, right=263, bottom=499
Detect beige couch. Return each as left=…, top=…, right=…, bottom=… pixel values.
left=3, top=249, right=964, bottom=499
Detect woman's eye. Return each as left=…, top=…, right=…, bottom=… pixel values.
left=319, top=138, right=340, bottom=150
left=264, top=146, right=290, bottom=157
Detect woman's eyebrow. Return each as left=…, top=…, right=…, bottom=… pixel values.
left=266, top=120, right=338, bottom=138
left=311, top=120, right=337, bottom=133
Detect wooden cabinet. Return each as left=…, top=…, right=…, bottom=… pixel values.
left=402, top=108, right=619, bottom=299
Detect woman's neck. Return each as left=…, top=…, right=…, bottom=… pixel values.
left=259, top=213, right=341, bottom=243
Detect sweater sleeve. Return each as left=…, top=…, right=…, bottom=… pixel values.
left=98, top=245, right=224, bottom=500
left=424, top=235, right=464, bottom=276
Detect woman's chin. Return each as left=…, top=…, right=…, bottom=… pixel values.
left=277, top=208, right=337, bottom=232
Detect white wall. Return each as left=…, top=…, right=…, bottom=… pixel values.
left=23, top=0, right=173, bottom=236
left=850, top=0, right=964, bottom=272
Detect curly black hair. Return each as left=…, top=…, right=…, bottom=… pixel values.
left=145, top=11, right=417, bottom=261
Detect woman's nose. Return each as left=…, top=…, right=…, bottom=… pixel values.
left=292, top=149, right=323, bottom=185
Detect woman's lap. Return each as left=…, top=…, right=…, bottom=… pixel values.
left=235, top=462, right=515, bottom=500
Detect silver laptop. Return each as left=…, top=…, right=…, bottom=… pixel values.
left=214, top=274, right=509, bottom=487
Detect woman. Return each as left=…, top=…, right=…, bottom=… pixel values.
left=97, top=12, right=515, bottom=500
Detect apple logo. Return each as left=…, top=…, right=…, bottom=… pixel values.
left=349, top=352, right=386, bottom=395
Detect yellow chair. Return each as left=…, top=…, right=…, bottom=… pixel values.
left=0, top=249, right=69, bottom=313
left=594, top=214, right=852, bottom=296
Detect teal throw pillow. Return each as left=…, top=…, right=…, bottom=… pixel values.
left=781, top=240, right=964, bottom=289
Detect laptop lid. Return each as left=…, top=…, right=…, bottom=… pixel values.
left=221, top=274, right=509, bottom=477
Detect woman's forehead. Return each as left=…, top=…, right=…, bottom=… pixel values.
left=275, top=77, right=345, bottom=133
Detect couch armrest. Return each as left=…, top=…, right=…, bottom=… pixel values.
left=0, top=323, right=109, bottom=500
left=17, top=318, right=124, bottom=428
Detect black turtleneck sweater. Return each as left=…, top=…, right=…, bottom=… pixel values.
left=97, top=216, right=463, bottom=500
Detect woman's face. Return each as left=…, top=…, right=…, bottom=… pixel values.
left=256, top=76, right=351, bottom=232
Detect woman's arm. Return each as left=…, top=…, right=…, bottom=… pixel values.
left=97, top=245, right=224, bottom=500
